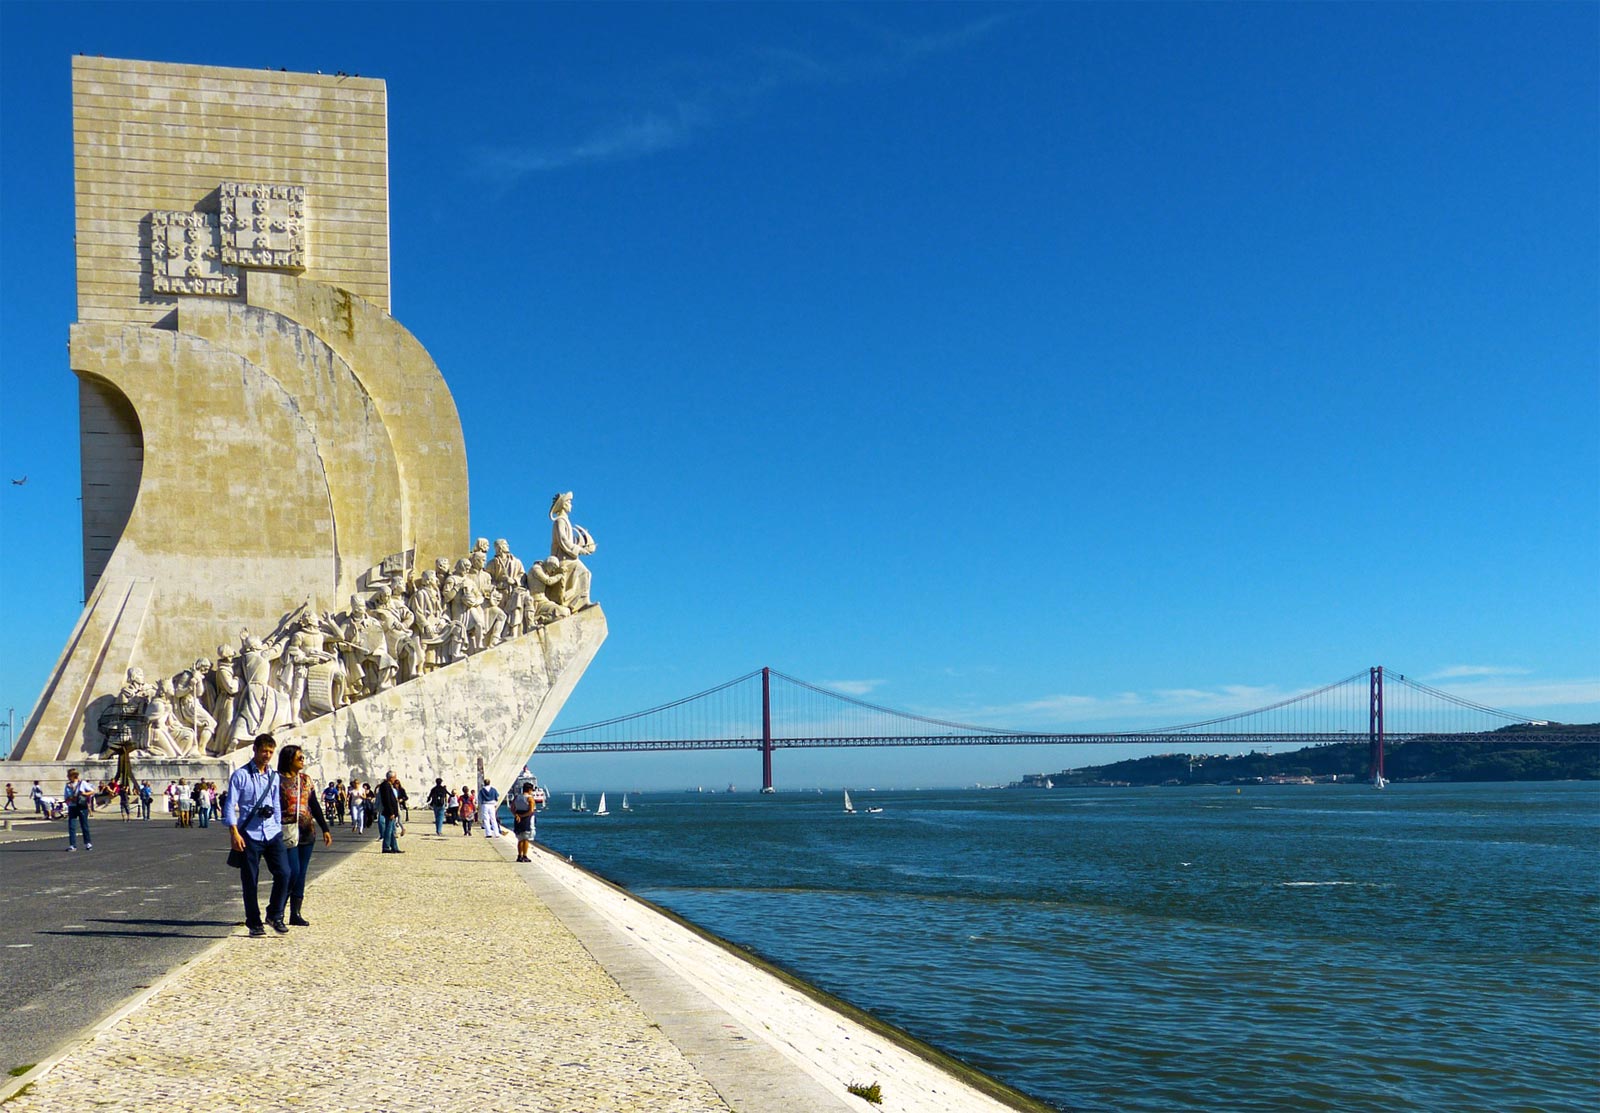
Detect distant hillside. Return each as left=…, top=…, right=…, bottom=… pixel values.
left=1023, top=728, right=1600, bottom=787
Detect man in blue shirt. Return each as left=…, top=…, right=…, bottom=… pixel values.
left=224, top=734, right=290, bottom=936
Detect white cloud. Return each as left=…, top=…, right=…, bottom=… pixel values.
left=1426, top=677, right=1600, bottom=712
left=824, top=678, right=886, bottom=696
left=475, top=13, right=1013, bottom=182
left=913, top=674, right=1600, bottom=733
left=1425, top=664, right=1533, bottom=680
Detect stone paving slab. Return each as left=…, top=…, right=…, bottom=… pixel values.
left=3, top=831, right=732, bottom=1112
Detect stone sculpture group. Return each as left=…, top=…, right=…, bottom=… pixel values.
left=97, top=493, right=598, bottom=760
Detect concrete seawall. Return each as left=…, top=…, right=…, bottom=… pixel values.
left=1, top=825, right=1053, bottom=1113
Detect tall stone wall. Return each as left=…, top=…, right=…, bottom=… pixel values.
left=71, top=56, right=390, bottom=325
left=12, top=59, right=483, bottom=763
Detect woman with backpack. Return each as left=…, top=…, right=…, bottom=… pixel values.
left=457, top=785, right=476, bottom=836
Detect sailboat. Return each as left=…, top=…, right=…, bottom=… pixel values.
left=621, top=794, right=631, bottom=811
left=578, top=794, right=589, bottom=812
left=595, top=793, right=610, bottom=816
left=843, top=789, right=856, bottom=814
left=569, top=794, right=578, bottom=812
left=1373, top=774, right=1389, bottom=790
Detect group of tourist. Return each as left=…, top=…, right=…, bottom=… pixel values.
left=222, top=742, right=547, bottom=936
left=39, top=744, right=549, bottom=938
left=97, top=494, right=597, bottom=763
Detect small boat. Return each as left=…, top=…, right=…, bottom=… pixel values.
left=569, top=794, right=578, bottom=812
left=1373, top=775, right=1389, bottom=790
left=865, top=805, right=884, bottom=814
left=621, top=794, right=631, bottom=811
left=578, top=794, right=589, bottom=812
left=843, top=790, right=856, bottom=814
left=595, top=793, right=610, bottom=817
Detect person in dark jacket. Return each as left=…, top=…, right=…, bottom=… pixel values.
left=426, top=777, right=452, bottom=835
left=377, top=770, right=404, bottom=853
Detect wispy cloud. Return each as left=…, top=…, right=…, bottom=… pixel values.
left=1424, top=677, right=1600, bottom=712
left=915, top=675, right=1600, bottom=732
left=1425, top=664, right=1532, bottom=680
left=934, top=684, right=1303, bottom=731
left=824, top=678, right=886, bottom=697
left=474, top=12, right=1016, bottom=182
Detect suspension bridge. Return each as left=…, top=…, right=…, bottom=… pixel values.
left=538, top=666, right=1596, bottom=790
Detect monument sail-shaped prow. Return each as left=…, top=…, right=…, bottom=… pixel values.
left=11, top=58, right=603, bottom=782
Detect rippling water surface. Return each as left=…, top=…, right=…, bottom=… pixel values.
left=534, top=782, right=1598, bottom=1112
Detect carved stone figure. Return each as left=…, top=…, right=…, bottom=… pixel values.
left=409, top=568, right=462, bottom=668
left=443, top=557, right=492, bottom=654
left=118, top=667, right=156, bottom=714
left=233, top=631, right=290, bottom=742
left=468, top=550, right=507, bottom=649
left=338, top=596, right=397, bottom=697
left=526, top=557, right=574, bottom=625
left=286, top=609, right=345, bottom=722
left=144, top=678, right=197, bottom=758
left=372, top=585, right=423, bottom=683
left=549, top=491, right=596, bottom=611
left=488, top=538, right=533, bottom=636
left=206, top=644, right=242, bottom=753
left=172, top=670, right=217, bottom=753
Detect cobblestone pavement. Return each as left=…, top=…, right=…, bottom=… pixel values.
left=5, top=832, right=733, bottom=1113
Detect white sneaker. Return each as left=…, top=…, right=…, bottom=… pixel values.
left=66, top=845, right=77, bottom=851
left=85, top=843, right=93, bottom=849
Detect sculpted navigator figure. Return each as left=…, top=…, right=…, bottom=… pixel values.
left=526, top=557, right=574, bottom=625
left=372, top=585, right=423, bottom=684
left=286, top=609, right=345, bottom=723
left=118, top=667, right=156, bottom=713
left=233, top=631, right=290, bottom=743
left=467, top=549, right=507, bottom=650
left=549, top=491, right=596, bottom=611
left=172, top=670, right=217, bottom=754
left=144, top=678, right=197, bottom=758
left=488, top=538, right=532, bottom=636
left=206, top=645, right=242, bottom=754
left=337, top=596, right=397, bottom=697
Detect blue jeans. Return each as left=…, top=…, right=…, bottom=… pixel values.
left=196, top=805, right=210, bottom=828
left=239, top=833, right=288, bottom=927
left=284, top=834, right=316, bottom=917
left=378, top=814, right=399, bottom=852
left=66, top=806, right=91, bottom=847
left=432, top=805, right=445, bottom=835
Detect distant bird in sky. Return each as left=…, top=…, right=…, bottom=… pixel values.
left=10, top=476, right=25, bottom=486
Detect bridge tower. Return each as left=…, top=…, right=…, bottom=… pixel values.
left=761, top=666, right=774, bottom=792
left=1369, top=666, right=1385, bottom=784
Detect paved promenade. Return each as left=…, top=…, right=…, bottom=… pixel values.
left=0, top=824, right=1042, bottom=1113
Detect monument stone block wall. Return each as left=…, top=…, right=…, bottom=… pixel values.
left=71, top=56, right=390, bottom=325
left=11, top=58, right=513, bottom=764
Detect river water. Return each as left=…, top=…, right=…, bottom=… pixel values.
left=532, top=782, right=1598, bottom=1112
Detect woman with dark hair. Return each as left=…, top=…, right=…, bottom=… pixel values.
left=277, top=744, right=333, bottom=927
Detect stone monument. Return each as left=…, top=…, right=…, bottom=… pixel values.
left=7, top=58, right=606, bottom=794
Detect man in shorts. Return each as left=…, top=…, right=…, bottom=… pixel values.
left=509, top=782, right=536, bottom=862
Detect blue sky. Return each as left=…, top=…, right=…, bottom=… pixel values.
left=2, top=3, right=1596, bottom=789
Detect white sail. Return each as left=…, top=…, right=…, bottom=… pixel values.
left=621, top=794, right=630, bottom=810
left=595, top=792, right=609, bottom=816
left=843, top=789, right=855, bottom=814
left=569, top=794, right=577, bottom=811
